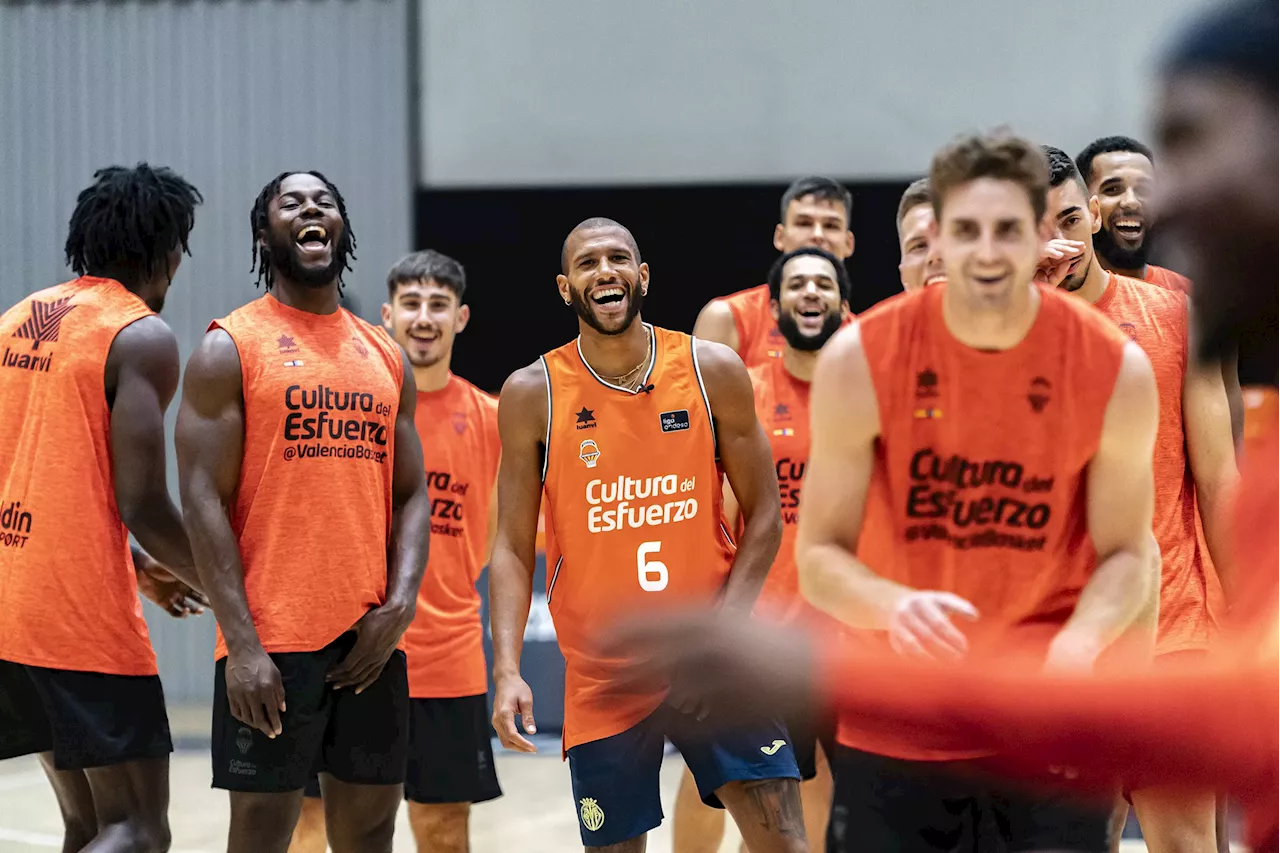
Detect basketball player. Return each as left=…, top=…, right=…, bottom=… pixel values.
left=802, top=131, right=1157, bottom=853
left=896, top=179, right=945, bottom=292
left=287, top=250, right=502, bottom=853
left=490, top=217, right=805, bottom=852
left=1043, top=143, right=1239, bottom=851
left=0, top=164, right=203, bottom=853
left=176, top=171, right=432, bottom=853
left=692, top=177, right=854, bottom=366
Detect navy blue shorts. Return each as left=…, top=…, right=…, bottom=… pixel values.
left=567, top=703, right=801, bottom=847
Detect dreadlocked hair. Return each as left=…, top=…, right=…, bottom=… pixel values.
left=64, top=164, right=203, bottom=282
left=249, top=170, right=357, bottom=293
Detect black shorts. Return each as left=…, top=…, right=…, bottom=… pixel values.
left=827, top=745, right=1111, bottom=853
left=302, top=693, right=502, bottom=805
left=212, top=632, right=409, bottom=793
left=0, top=658, right=172, bottom=771
left=782, top=702, right=836, bottom=782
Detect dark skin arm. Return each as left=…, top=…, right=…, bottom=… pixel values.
left=489, top=363, right=547, bottom=754
left=326, top=348, right=432, bottom=693
left=132, top=542, right=208, bottom=618
left=695, top=339, right=783, bottom=612
left=106, top=315, right=201, bottom=591
left=176, top=329, right=285, bottom=738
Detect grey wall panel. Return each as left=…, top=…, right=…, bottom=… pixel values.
left=421, top=0, right=1203, bottom=186
left=1, top=0, right=412, bottom=703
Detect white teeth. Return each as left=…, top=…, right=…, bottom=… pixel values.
left=1116, top=220, right=1141, bottom=228
left=593, top=287, right=624, bottom=299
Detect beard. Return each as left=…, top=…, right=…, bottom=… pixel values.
left=1093, top=222, right=1150, bottom=271
left=265, top=232, right=344, bottom=289
left=569, top=284, right=644, bottom=336
left=777, top=310, right=842, bottom=352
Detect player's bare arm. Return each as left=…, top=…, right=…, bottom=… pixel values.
left=132, top=541, right=209, bottom=618
left=1047, top=342, right=1159, bottom=671
left=176, top=328, right=284, bottom=739
left=107, top=314, right=202, bottom=591
left=695, top=339, right=782, bottom=611
left=692, top=298, right=740, bottom=351
left=1185, top=303, right=1242, bottom=595
left=328, top=347, right=432, bottom=693
left=485, top=469, right=500, bottom=566
left=796, top=324, right=977, bottom=658
left=489, top=362, right=548, bottom=754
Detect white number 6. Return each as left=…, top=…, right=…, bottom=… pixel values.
left=636, top=541, right=668, bottom=592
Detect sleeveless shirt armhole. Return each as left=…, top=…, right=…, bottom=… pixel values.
left=689, top=337, right=718, bottom=458
left=538, top=356, right=553, bottom=483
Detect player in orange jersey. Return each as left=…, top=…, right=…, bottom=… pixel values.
left=897, top=179, right=946, bottom=293
left=692, top=177, right=854, bottom=367
left=798, top=131, right=1158, bottom=853
left=1043, top=143, right=1239, bottom=852
left=490, top=217, right=804, bottom=852
left=0, top=164, right=206, bottom=853
left=177, top=171, right=433, bottom=853
left=288, top=249, right=502, bottom=853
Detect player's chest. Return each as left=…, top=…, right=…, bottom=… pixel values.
left=248, top=336, right=397, bottom=422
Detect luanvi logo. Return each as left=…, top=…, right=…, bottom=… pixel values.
left=4, top=297, right=76, bottom=373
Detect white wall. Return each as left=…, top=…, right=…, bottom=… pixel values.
left=422, top=0, right=1201, bottom=186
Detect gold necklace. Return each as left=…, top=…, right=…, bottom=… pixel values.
left=597, top=334, right=652, bottom=387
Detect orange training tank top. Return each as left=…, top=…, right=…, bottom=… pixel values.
left=841, top=282, right=1127, bottom=760
left=1094, top=273, right=1222, bottom=654
left=403, top=373, right=500, bottom=699
left=0, top=277, right=156, bottom=675
left=541, top=324, right=735, bottom=751
left=210, top=294, right=403, bottom=660
left=1144, top=264, right=1192, bottom=295
left=720, top=284, right=785, bottom=368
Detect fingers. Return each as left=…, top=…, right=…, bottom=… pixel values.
left=264, top=681, right=285, bottom=738
left=351, top=659, right=391, bottom=695
left=936, top=593, right=980, bottom=621
left=495, top=707, right=537, bottom=753
left=327, top=651, right=377, bottom=690
left=904, top=606, right=967, bottom=658
left=519, top=696, right=538, bottom=738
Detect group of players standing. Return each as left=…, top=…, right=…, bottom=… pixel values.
left=0, top=2, right=1275, bottom=853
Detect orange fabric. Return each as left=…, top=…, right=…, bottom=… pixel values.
left=0, top=277, right=156, bottom=675
left=403, top=375, right=500, bottom=698
left=210, top=294, right=404, bottom=660
left=719, top=283, right=854, bottom=369
left=541, top=325, right=735, bottom=751
left=840, top=282, right=1128, bottom=760
left=1143, top=264, right=1193, bottom=294
left=1093, top=274, right=1223, bottom=653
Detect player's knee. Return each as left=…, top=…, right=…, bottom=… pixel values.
left=327, top=807, right=397, bottom=853
left=408, top=802, right=470, bottom=853
left=288, top=798, right=328, bottom=853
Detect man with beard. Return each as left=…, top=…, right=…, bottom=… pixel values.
left=897, top=179, right=946, bottom=293
left=287, top=250, right=502, bottom=853
left=693, top=177, right=855, bottom=367
left=1043, top=144, right=1238, bottom=853
left=177, top=171, right=433, bottom=853
left=488, top=217, right=803, bottom=852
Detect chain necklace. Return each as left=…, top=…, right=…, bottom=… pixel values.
left=596, top=333, right=652, bottom=390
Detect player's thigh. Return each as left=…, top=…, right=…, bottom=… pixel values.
left=567, top=712, right=666, bottom=848
left=319, top=647, right=410, bottom=789
left=826, top=745, right=978, bottom=853
left=405, top=694, right=501, bottom=806
left=408, top=801, right=470, bottom=853
left=989, top=778, right=1112, bottom=853
left=1131, top=785, right=1219, bottom=853
left=319, top=774, right=402, bottom=853
left=36, top=753, right=98, bottom=844
left=0, top=659, right=54, bottom=762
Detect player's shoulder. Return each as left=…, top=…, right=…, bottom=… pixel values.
left=716, top=283, right=770, bottom=311
left=1044, top=283, right=1130, bottom=344
left=455, top=373, right=500, bottom=410
left=1115, top=273, right=1187, bottom=313
left=499, top=359, right=549, bottom=402
left=1148, top=265, right=1192, bottom=294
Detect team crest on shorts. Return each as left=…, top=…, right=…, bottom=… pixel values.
left=579, top=439, right=601, bottom=468
left=236, top=726, right=254, bottom=755
left=579, top=797, right=605, bottom=831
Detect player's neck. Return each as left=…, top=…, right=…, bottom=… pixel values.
left=1097, top=254, right=1146, bottom=281
left=270, top=275, right=340, bottom=315
left=782, top=346, right=817, bottom=382
left=578, top=319, right=650, bottom=379
left=414, top=355, right=452, bottom=393
left=1075, top=259, right=1111, bottom=305
left=941, top=280, right=1041, bottom=351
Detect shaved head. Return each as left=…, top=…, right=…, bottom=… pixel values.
left=561, top=217, right=641, bottom=274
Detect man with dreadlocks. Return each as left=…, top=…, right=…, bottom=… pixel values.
left=176, top=171, right=433, bottom=853
left=0, top=162, right=205, bottom=853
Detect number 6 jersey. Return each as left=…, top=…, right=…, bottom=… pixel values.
left=540, top=324, right=735, bottom=751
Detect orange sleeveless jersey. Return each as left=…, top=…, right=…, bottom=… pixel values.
left=719, top=283, right=853, bottom=369
left=210, top=294, right=403, bottom=660
left=1144, top=264, right=1192, bottom=294
left=0, top=278, right=156, bottom=675
left=540, top=324, right=735, bottom=751
left=1094, top=273, right=1222, bottom=653
left=841, top=282, right=1128, bottom=760
left=402, top=374, right=500, bottom=698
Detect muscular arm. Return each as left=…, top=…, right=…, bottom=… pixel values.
left=107, top=316, right=200, bottom=590
left=692, top=298, right=741, bottom=352
left=1049, top=342, right=1159, bottom=667
left=696, top=340, right=781, bottom=613
left=175, top=330, right=259, bottom=653
left=796, top=325, right=912, bottom=627
left=484, top=476, right=499, bottom=567
left=385, top=349, right=431, bottom=614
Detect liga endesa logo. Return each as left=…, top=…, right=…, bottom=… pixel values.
left=280, top=384, right=393, bottom=463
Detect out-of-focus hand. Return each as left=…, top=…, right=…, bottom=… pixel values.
left=135, top=560, right=209, bottom=618
left=1037, top=238, right=1087, bottom=287
left=888, top=590, right=979, bottom=660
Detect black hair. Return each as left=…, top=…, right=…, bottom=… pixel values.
left=767, top=246, right=850, bottom=302
left=64, top=163, right=202, bottom=284
left=1075, top=136, right=1155, bottom=185
left=1042, top=145, right=1087, bottom=191
left=780, top=176, right=854, bottom=224
left=896, top=178, right=932, bottom=229
left=386, top=249, right=467, bottom=300
left=249, top=170, right=356, bottom=292
left=1161, top=0, right=1277, bottom=94
left=560, top=217, right=641, bottom=274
